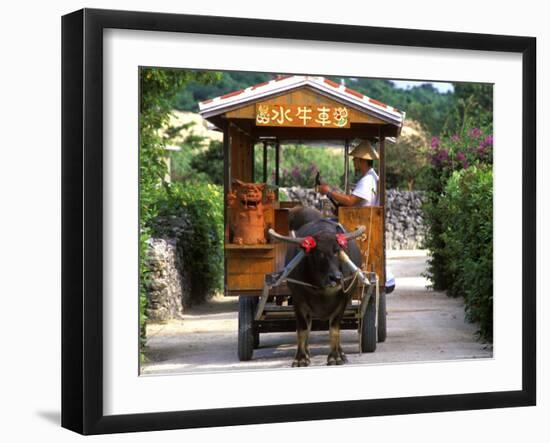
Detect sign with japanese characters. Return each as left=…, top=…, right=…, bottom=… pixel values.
left=255, top=104, right=350, bottom=128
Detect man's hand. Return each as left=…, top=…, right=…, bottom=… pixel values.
left=318, top=183, right=330, bottom=195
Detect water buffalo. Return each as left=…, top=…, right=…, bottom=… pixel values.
left=270, top=208, right=364, bottom=367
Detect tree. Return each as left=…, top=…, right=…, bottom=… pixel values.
left=385, top=120, right=429, bottom=190
left=140, top=68, right=221, bottom=195
left=189, top=140, right=224, bottom=185
left=443, top=83, right=493, bottom=134
left=386, top=134, right=429, bottom=190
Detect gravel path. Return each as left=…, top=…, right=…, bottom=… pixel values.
left=141, top=251, right=492, bottom=375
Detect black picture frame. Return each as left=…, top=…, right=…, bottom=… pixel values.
left=61, top=8, right=536, bottom=435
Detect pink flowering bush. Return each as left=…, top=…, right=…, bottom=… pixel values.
left=279, top=163, right=319, bottom=187
left=427, top=128, right=493, bottom=174
left=423, top=125, right=493, bottom=341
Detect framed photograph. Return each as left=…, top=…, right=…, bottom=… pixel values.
left=62, top=8, right=536, bottom=435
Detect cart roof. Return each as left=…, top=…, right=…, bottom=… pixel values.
left=198, top=75, right=405, bottom=130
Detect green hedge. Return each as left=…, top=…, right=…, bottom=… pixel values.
left=423, top=128, right=493, bottom=290
left=422, top=127, right=493, bottom=341
left=437, top=166, right=493, bottom=340
left=149, top=182, right=224, bottom=305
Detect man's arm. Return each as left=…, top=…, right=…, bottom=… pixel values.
left=318, top=184, right=364, bottom=207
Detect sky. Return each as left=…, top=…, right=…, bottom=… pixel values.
left=391, top=80, right=454, bottom=93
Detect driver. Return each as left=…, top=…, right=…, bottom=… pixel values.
left=318, top=140, right=379, bottom=207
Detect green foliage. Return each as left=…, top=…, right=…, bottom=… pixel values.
left=438, top=167, right=493, bottom=340
left=147, top=183, right=224, bottom=305
left=386, top=133, right=429, bottom=190
left=189, top=140, right=224, bottom=185
left=422, top=120, right=493, bottom=340
left=140, top=68, right=221, bottom=190
left=337, top=79, right=454, bottom=135
left=174, top=71, right=272, bottom=111
left=139, top=228, right=151, bottom=363
left=254, top=144, right=348, bottom=188
left=169, top=132, right=223, bottom=184
left=444, top=83, right=493, bottom=135
left=423, top=126, right=493, bottom=290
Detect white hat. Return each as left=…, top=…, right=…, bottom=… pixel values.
left=349, top=140, right=379, bottom=160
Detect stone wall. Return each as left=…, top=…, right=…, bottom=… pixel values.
left=385, top=189, right=426, bottom=250
left=144, top=216, right=192, bottom=322
left=145, top=238, right=185, bottom=321
left=280, top=187, right=426, bottom=250
left=280, top=187, right=323, bottom=210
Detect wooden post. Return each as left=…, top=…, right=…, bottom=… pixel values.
left=251, top=141, right=255, bottom=182
left=263, top=141, right=268, bottom=183
left=379, top=128, right=386, bottom=285
left=223, top=121, right=230, bottom=294
left=224, top=121, right=231, bottom=201
left=275, top=140, right=280, bottom=187
left=379, top=130, right=386, bottom=207
left=344, top=139, right=350, bottom=194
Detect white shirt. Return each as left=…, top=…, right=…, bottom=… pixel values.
left=351, top=168, right=379, bottom=207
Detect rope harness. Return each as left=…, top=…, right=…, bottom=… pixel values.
left=285, top=270, right=360, bottom=293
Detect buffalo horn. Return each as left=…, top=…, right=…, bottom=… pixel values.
left=342, top=225, right=366, bottom=240
left=268, top=228, right=305, bottom=245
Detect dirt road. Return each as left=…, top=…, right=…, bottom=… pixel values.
left=141, top=251, right=492, bottom=375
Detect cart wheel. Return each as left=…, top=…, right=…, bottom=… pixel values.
left=377, top=291, right=387, bottom=343
left=238, top=296, right=256, bottom=361
left=361, top=294, right=377, bottom=352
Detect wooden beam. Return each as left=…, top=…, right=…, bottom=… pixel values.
left=224, top=121, right=230, bottom=197
left=229, top=120, right=254, bottom=138
left=379, top=129, right=386, bottom=207
left=252, top=124, right=398, bottom=140
left=251, top=141, right=255, bottom=182
left=262, top=141, right=268, bottom=183
left=379, top=127, right=386, bottom=287
left=223, top=120, right=230, bottom=292
left=275, top=140, right=280, bottom=188
left=344, top=139, right=350, bottom=194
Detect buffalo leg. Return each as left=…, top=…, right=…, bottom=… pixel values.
left=293, top=310, right=311, bottom=367
left=327, top=311, right=347, bottom=365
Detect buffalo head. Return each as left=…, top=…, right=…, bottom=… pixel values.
left=269, top=223, right=364, bottom=292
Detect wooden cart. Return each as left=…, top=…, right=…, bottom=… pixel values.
left=198, top=76, right=404, bottom=361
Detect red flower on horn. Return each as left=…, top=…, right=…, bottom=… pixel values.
left=336, top=233, right=348, bottom=249
left=300, top=236, right=317, bottom=253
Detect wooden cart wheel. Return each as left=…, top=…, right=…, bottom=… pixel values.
left=238, top=296, right=256, bottom=361
left=377, top=291, right=387, bottom=343
left=361, top=294, right=377, bottom=352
